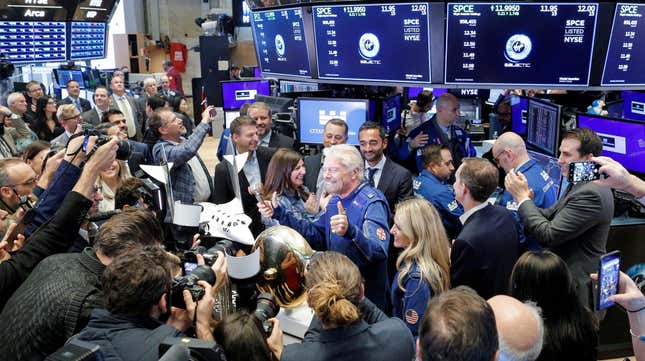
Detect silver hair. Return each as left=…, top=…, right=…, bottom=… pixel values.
left=326, top=144, right=364, bottom=181
left=7, top=92, right=24, bottom=107
left=497, top=301, right=544, bottom=361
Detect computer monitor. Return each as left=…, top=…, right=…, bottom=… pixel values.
left=70, top=22, right=107, bottom=60
left=54, top=69, right=85, bottom=89
left=526, top=98, right=561, bottom=157
left=220, top=80, right=271, bottom=110
left=0, top=21, right=67, bottom=64
left=279, top=80, right=319, bottom=93
left=445, top=3, right=598, bottom=86
left=602, top=3, right=645, bottom=86
left=253, top=95, right=294, bottom=114
left=577, top=113, right=645, bottom=174
left=297, top=97, right=369, bottom=145
left=622, top=90, right=645, bottom=122
left=511, top=95, right=529, bottom=137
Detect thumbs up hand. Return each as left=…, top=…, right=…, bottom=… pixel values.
left=330, top=201, right=349, bottom=236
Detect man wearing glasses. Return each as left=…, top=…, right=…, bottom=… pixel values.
left=0, top=158, right=37, bottom=234
left=50, top=104, right=81, bottom=150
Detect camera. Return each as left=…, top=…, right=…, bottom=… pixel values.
left=254, top=292, right=280, bottom=336
left=170, top=265, right=215, bottom=309
left=181, top=240, right=236, bottom=275
left=95, top=133, right=131, bottom=161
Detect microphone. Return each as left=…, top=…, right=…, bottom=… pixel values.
left=86, top=209, right=121, bottom=222
left=249, top=182, right=265, bottom=203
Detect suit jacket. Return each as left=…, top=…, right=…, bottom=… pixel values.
left=59, top=96, right=91, bottom=113
left=303, top=152, right=323, bottom=194
left=50, top=131, right=70, bottom=150
left=212, top=147, right=275, bottom=237
left=377, top=158, right=413, bottom=215
left=451, top=204, right=520, bottom=300
left=111, top=93, right=142, bottom=140
left=267, top=130, right=295, bottom=150
left=518, top=181, right=614, bottom=307
left=81, top=108, right=103, bottom=127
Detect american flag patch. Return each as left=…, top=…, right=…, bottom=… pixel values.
left=405, top=309, right=419, bottom=325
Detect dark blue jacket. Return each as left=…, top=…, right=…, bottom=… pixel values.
left=391, top=262, right=433, bottom=337
left=413, top=170, right=464, bottom=239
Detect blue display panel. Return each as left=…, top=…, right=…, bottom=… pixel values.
left=577, top=114, right=645, bottom=174
left=313, top=3, right=432, bottom=83
left=220, top=80, right=271, bottom=110
left=511, top=95, right=529, bottom=136
left=251, top=8, right=311, bottom=78
left=445, top=3, right=598, bottom=86
left=602, top=4, right=645, bottom=86
left=72, top=0, right=117, bottom=21
left=526, top=98, right=561, bottom=157
left=0, top=0, right=69, bottom=21
left=55, top=69, right=85, bottom=89
left=382, top=94, right=402, bottom=133
left=297, top=98, right=369, bottom=145
left=70, top=22, right=106, bottom=60
left=0, top=21, right=66, bottom=63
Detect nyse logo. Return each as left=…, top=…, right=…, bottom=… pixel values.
left=235, top=89, right=257, bottom=101
left=318, top=110, right=347, bottom=125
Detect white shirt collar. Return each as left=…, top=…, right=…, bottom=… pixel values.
left=365, top=155, right=386, bottom=172
left=459, top=202, right=489, bottom=224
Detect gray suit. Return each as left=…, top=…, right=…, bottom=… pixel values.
left=81, top=108, right=102, bottom=127
left=50, top=132, right=71, bottom=150
left=518, top=181, right=614, bottom=307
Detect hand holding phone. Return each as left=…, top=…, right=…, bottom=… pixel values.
left=597, top=251, right=621, bottom=311
left=568, top=161, right=601, bottom=183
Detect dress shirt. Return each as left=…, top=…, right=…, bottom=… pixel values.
left=243, top=150, right=261, bottom=188
left=364, top=156, right=386, bottom=188
left=459, top=202, right=489, bottom=224
left=259, top=130, right=272, bottom=147
left=115, top=95, right=136, bottom=137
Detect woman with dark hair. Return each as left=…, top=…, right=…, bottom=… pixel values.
left=267, top=252, right=415, bottom=361
left=213, top=312, right=272, bottom=361
left=261, top=148, right=318, bottom=227
left=21, top=140, right=50, bottom=178
left=30, top=96, right=63, bottom=141
left=170, top=96, right=194, bottom=136
left=509, top=251, right=598, bottom=361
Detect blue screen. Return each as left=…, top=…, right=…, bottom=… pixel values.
left=382, top=95, right=402, bottom=133
left=0, top=21, right=66, bottom=64
left=251, top=8, right=311, bottom=78
left=70, top=22, right=107, bottom=60
left=445, top=3, right=598, bottom=86
left=221, top=80, right=271, bottom=110
left=57, top=69, right=85, bottom=89
left=313, top=3, right=432, bottom=83
left=602, top=3, right=645, bottom=86
left=526, top=98, right=560, bottom=157
left=511, top=95, right=529, bottom=136
left=298, top=98, right=368, bottom=145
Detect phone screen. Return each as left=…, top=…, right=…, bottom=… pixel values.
left=183, top=262, right=198, bottom=275
left=569, top=161, right=600, bottom=183
left=598, top=251, right=620, bottom=310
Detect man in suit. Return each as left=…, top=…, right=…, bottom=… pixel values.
left=505, top=128, right=614, bottom=307
left=303, top=118, right=348, bottom=194
left=451, top=158, right=519, bottom=300
left=51, top=104, right=81, bottom=150
left=81, top=86, right=112, bottom=127
left=159, top=75, right=179, bottom=99
left=102, top=109, right=150, bottom=175
left=137, top=77, right=158, bottom=114
left=248, top=102, right=294, bottom=150
left=110, top=75, right=142, bottom=141
left=213, top=116, right=275, bottom=237
left=58, top=80, right=91, bottom=113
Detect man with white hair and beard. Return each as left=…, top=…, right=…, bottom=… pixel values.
left=258, top=144, right=391, bottom=310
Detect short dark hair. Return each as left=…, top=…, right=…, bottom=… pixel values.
left=358, top=121, right=386, bottom=140
left=94, top=122, right=113, bottom=135
left=147, top=109, right=174, bottom=137
left=416, top=90, right=434, bottom=110
left=102, top=246, right=173, bottom=317
left=458, top=158, right=499, bottom=202
left=325, top=118, right=348, bottom=136
left=22, top=140, right=50, bottom=162
left=422, top=144, right=449, bottom=168
left=213, top=312, right=272, bottom=361
left=419, top=286, right=498, bottom=361
left=147, top=95, right=167, bottom=111
left=93, top=208, right=163, bottom=258
left=115, top=177, right=145, bottom=209
left=66, top=79, right=79, bottom=88
left=230, top=115, right=256, bottom=136
left=101, top=108, right=124, bottom=124
left=563, top=128, right=603, bottom=157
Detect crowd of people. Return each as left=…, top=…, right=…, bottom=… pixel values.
left=0, top=79, right=644, bottom=361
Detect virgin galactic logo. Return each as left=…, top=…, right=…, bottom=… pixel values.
left=275, top=34, right=286, bottom=57
left=504, top=34, right=532, bottom=62
left=358, top=33, right=380, bottom=60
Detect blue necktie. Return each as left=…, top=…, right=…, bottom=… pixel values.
left=367, top=168, right=377, bottom=187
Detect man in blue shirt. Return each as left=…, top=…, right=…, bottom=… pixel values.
left=413, top=144, right=464, bottom=240
left=397, top=93, right=476, bottom=174
left=259, top=144, right=390, bottom=310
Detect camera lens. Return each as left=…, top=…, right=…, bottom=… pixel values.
left=254, top=292, right=280, bottom=323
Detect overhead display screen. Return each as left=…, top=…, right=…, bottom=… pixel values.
left=445, top=3, right=598, bottom=86
left=602, top=3, right=645, bottom=86
left=70, top=21, right=106, bottom=60
left=72, top=0, right=117, bottom=22
left=0, top=20, right=66, bottom=63
left=251, top=8, right=311, bottom=78
left=313, top=3, right=432, bottom=83
left=0, top=0, right=70, bottom=21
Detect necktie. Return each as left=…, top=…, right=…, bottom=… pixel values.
left=74, top=99, right=81, bottom=112
left=367, top=167, right=377, bottom=187
left=117, top=96, right=136, bottom=138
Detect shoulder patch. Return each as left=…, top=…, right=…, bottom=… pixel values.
left=405, top=309, right=419, bottom=325
left=413, top=179, right=421, bottom=190
left=447, top=200, right=459, bottom=211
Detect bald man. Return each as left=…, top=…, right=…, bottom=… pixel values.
left=488, top=295, right=544, bottom=361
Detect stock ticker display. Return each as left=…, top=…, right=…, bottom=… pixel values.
left=602, top=3, right=645, bottom=86
left=445, top=3, right=598, bottom=86
left=70, top=21, right=106, bottom=60
left=313, top=3, right=432, bottom=83
left=0, top=20, right=66, bottom=63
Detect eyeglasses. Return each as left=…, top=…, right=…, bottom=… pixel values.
left=492, top=149, right=507, bottom=165
left=4, top=177, right=38, bottom=187
left=64, top=114, right=81, bottom=121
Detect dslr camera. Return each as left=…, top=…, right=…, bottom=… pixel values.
left=170, top=265, right=215, bottom=309
left=254, top=293, right=280, bottom=336
left=180, top=240, right=236, bottom=274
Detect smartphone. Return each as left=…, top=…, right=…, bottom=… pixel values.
left=597, top=251, right=621, bottom=311
left=182, top=252, right=199, bottom=275
left=568, top=161, right=601, bottom=183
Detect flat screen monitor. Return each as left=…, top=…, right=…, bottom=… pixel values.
left=622, top=90, right=645, bottom=122
left=279, top=80, right=319, bottom=93
left=526, top=98, right=561, bottom=157
left=220, top=80, right=271, bottom=110
left=445, top=3, right=598, bottom=86
left=577, top=113, right=645, bottom=174
left=72, top=0, right=118, bottom=22
left=70, top=22, right=107, bottom=60
left=251, top=8, right=312, bottom=78
left=313, top=3, right=432, bottom=83
left=382, top=94, right=402, bottom=133
left=0, top=1, right=68, bottom=21
left=511, top=95, right=529, bottom=136
left=254, top=95, right=294, bottom=114
left=602, top=3, right=645, bottom=86
left=0, top=21, right=66, bottom=64
left=55, top=69, right=85, bottom=89
left=297, top=97, right=369, bottom=145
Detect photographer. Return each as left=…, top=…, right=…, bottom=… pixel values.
left=71, top=247, right=227, bottom=361
left=214, top=311, right=274, bottom=361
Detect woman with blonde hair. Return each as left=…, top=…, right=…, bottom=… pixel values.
left=97, top=159, right=131, bottom=212
left=390, top=198, right=451, bottom=337
left=267, top=251, right=415, bottom=361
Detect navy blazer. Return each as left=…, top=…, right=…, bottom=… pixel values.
left=376, top=157, right=414, bottom=216
left=451, top=204, right=519, bottom=300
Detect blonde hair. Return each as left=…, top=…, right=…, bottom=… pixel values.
left=306, top=252, right=362, bottom=327
left=56, top=103, right=77, bottom=121
left=394, top=198, right=451, bottom=295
